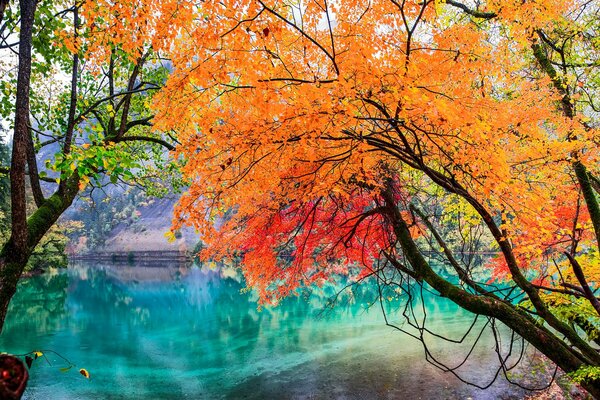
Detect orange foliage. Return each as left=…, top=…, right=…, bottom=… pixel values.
left=135, top=0, right=599, bottom=301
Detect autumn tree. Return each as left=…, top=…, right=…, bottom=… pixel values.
left=156, top=0, right=600, bottom=396
left=0, top=0, right=192, bottom=330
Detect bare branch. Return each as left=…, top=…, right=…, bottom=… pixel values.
left=115, top=135, right=175, bottom=150
left=445, top=0, right=497, bottom=19
left=565, top=252, right=600, bottom=317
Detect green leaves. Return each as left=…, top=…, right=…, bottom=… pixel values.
left=570, top=365, right=600, bottom=384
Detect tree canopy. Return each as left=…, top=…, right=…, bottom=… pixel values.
left=148, top=0, right=600, bottom=395
left=2, top=0, right=600, bottom=395
left=159, top=0, right=599, bottom=300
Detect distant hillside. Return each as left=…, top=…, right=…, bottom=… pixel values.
left=98, top=197, right=199, bottom=252
left=65, top=188, right=201, bottom=255
left=25, top=105, right=198, bottom=256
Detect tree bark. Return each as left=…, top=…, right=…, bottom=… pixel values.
left=9, top=0, right=37, bottom=260
left=0, top=177, right=79, bottom=331
left=0, top=0, right=37, bottom=334
left=574, top=162, right=600, bottom=252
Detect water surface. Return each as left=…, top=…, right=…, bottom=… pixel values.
left=0, top=262, right=540, bottom=399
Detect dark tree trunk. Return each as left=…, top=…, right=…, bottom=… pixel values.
left=0, top=178, right=79, bottom=331
left=10, top=0, right=37, bottom=260
left=0, top=0, right=37, bottom=331
left=380, top=188, right=600, bottom=399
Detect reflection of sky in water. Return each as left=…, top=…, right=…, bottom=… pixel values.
left=0, top=263, right=537, bottom=399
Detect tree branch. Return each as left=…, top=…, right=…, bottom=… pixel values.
left=115, top=135, right=174, bottom=150
left=565, top=252, right=600, bottom=317
left=73, top=86, right=158, bottom=128
left=62, top=5, right=79, bottom=158
left=410, top=204, right=499, bottom=298
left=116, top=51, right=150, bottom=138
left=124, top=116, right=153, bottom=133
left=26, top=120, right=45, bottom=207
left=588, top=172, right=600, bottom=196
left=445, top=0, right=497, bottom=19
left=379, top=184, right=596, bottom=370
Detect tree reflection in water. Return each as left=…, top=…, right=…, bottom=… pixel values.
left=3, top=272, right=69, bottom=342
left=0, top=262, right=536, bottom=399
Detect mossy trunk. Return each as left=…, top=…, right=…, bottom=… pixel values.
left=0, top=255, right=26, bottom=336
left=381, top=188, right=600, bottom=398
left=0, top=181, right=79, bottom=332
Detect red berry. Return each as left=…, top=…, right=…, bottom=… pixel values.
left=1, top=370, right=10, bottom=379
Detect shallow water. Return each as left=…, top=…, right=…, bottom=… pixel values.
left=1, top=262, right=540, bottom=399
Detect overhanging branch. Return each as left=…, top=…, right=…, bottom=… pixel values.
left=115, top=135, right=175, bottom=150
left=445, top=0, right=497, bottom=19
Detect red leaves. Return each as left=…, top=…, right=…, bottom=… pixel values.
left=200, top=188, right=396, bottom=304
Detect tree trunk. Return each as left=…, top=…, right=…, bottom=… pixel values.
left=381, top=188, right=600, bottom=398
left=0, top=0, right=36, bottom=334
left=0, top=179, right=79, bottom=331
left=10, top=0, right=37, bottom=259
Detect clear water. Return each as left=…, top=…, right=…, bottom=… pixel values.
left=0, top=262, right=537, bottom=399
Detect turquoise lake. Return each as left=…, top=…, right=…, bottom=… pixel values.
left=0, top=262, right=538, bottom=399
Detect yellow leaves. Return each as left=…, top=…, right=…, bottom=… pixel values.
left=106, top=104, right=115, bottom=118
left=79, top=368, right=90, bottom=379
left=164, top=231, right=176, bottom=243
left=434, top=0, right=446, bottom=16
left=441, top=195, right=482, bottom=234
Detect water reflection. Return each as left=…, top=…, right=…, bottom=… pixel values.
left=3, top=272, right=69, bottom=338
left=1, top=262, right=533, bottom=399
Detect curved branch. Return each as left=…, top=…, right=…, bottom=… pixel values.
left=445, top=0, right=497, bottom=19
left=410, top=204, right=499, bottom=299
left=117, top=51, right=151, bottom=138
left=115, top=135, right=174, bottom=150
left=257, top=0, right=339, bottom=76
left=380, top=185, right=598, bottom=375
left=565, top=252, right=600, bottom=317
